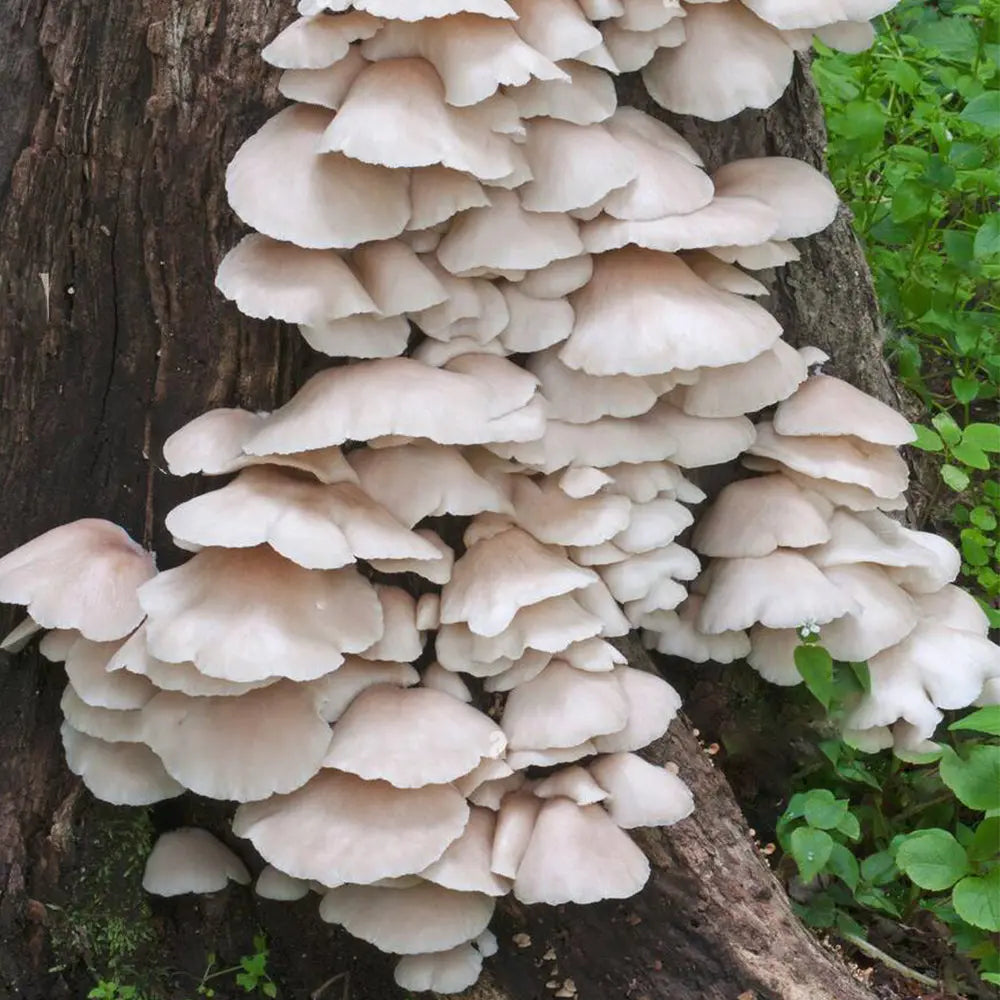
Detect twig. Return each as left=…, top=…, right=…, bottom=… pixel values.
left=311, top=970, right=351, bottom=1000
left=839, top=931, right=940, bottom=989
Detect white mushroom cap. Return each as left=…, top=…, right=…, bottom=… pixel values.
left=600, top=18, right=686, bottom=72
left=163, top=408, right=358, bottom=483
left=233, top=770, right=470, bottom=885
left=483, top=650, right=552, bottom=692
left=350, top=240, right=448, bottom=316
left=304, top=656, right=420, bottom=722
left=251, top=866, right=310, bottom=902
left=324, top=0, right=517, bottom=16
left=226, top=105, right=410, bottom=250
left=653, top=406, right=757, bottom=469
left=692, top=475, right=832, bottom=557
left=605, top=460, right=698, bottom=503
left=773, top=375, right=916, bottom=446
left=277, top=45, right=369, bottom=109
left=360, top=15, right=566, bottom=107
left=38, top=629, right=81, bottom=662
left=746, top=625, right=809, bottom=686
left=561, top=249, right=781, bottom=376
left=262, top=12, right=381, bottom=69
left=497, top=284, right=575, bottom=353
left=243, top=356, right=542, bottom=455
left=61, top=722, right=183, bottom=805
left=140, top=683, right=332, bottom=802
left=441, top=527, right=596, bottom=637
left=501, top=660, right=629, bottom=750
left=741, top=0, right=895, bottom=30
left=696, top=551, right=857, bottom=633
left=885, top=530, right=962, bottom=594
left=142, top=828, right=251, bottom=896
left=491, top=791, right=541, bottom=878
left=368, top=530, right=455, bottom=585
left=589, top=752, right=694, bottom=828
left=506, top=59, right=617, bottom=125
left=599, top=544, right=700, bottom=604
left=510, top=477, right=631, bottom=547
left=421, top=662, right=473, bottom=703
left=558, top=466, right=614, bottom=498
left=138, top=547, right=382, bottom=683
left=513, top=798, right=650, bottom=904
left=815, top=19, right=878, bottom=53
left=419, top=807, right=510, bottom=896
left=612, top=497, right=693, bottom=553
left=591, top=667, right=682, bottom=753
left=63, top=637, right=156, bottom=710
left=469, top=772, right=528, bottom=809
left=533, top=766, right=608, bottom=805
left=416, top=593, right=442, bottom=632
left=320, top=882, right=495, bottom=955
left=508, top=0, right=604, bottom=61
left=560, top=637, right=627, bottom=672
left=743, top=460, right=906, bottom=513
left=673, top=339, right=809, bottom=419
left=215, top=235, right=376, bottom=326
left=60, top=685, right=144, bottom=744
left=0, top=520, right=155, bottom=641
left=394, top=945, right=484, bottom=995
left=518, top=254, right=595, bottom=299
left=683, top=251, right=769, bottom=296
left=409, top=167, right=491, bottom=232
left=166, top=468, right=441, bottom=570
left=505, top=742, right=598, bottom=770
left=913, top=586, right=990, bottom=636
left=642, top=595, right=751, bottom=664
left=0, top=615, right=42, bottom=653
left=453, top=758, right=516, bottom=798
left=322, top=685, right=506, bottom=787
left=641, top=1, right=793, bottom=121
left=708, top=238, right=801, bottom=270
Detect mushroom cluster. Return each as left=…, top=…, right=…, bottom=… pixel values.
left=6, top=0, right=989, bottom=993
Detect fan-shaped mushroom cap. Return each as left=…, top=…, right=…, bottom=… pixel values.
left=166, top=468, right=440, bottom=570
left=605, top=460, right=695, bottom=503
left=483, top=651, right=552, bottom=692
left=361, top=14, right=566, bottom=107
left=708, top=238, right=802, bottom=270
left=63, top=637, right=156, bottom=710
left=320, top=58, right=524, bottom=181
left=510, top=476, right=631, bottom=547
left=255, top=865, right=311, bottom=901
left=815, top=19, right=877, bottom=52
left=642, top=1, right=793, bottom=121
left=692, top=475, right=832, bottom=558
left=303, top=311, right=411, bottom=359
left=421, top=662, right=472, bottom=703
left=501, top=660, right=628, bottom=751
left=601, top=17, right=686, bottom=72
left=654, top=406, right=757, bottom=470
left=244, top=357, right=542, bottom=456
left=518, top=254, right=594, bottom=301
left=491, top=790, right=541, bottom=878
left=578, top=0, right=625, bottom=16
left=745, top=625, right=808, bottom=686
left=591, top=667, right=681, bottom=753
left=589, top=752, right=694, bottom=828
left=140, top=683, right=332, bottom=802
left=60, top=685, right=144, bottom=744
left=496, top=285, right=575, bottom=353
left=322, top=685, right=506, bottom=787
left=697, top=551, right=857, bottom=634
left=348, top=242, right=446, bottom=318
left=561, top=250, right=781, bottom=376
left=419, top=807, right=510, bottom=896
left=359, top=583, right=436, bottom=660
left=262, top=12, right=380, bottom=69
left=226, top=105, right=410, bottom=249
left=683, top=251, right=770, bottom=296
left=711, top=158, right=839, bottom=241
left=642, top=595, right=751, bottom=664
left=395, top=944, right=484, bottom=995
left=441, top=527, right=596, bottom=637
left=39, top=628, right=79, bottom=662
left=599, top=544, right=700, bottom=604
left=744, top=459, right=906, bottom=513
left=913, top=586, right=990, bottom=636
left=138, top=547, right=382, bottom=682
left=506, top=741, right=599, bottom=770
left=215, top=235, right=376, bottom=326
left=507, top=59, right=617, bottom=124
left=320, top=882, right=494, bottom=955
left=142, top=828, right=250, bottom=896
left=514, top=798, right=650, bottom=904
left=62, top=722, right=183, bottom=805
left=741, top=0, right=895, bottom=29
left=534, top=766, right=608, bottom=805
left=313, top=0, right=517, bottom=17
left=234, top=770, right=469, bottom=885
left=304, top=657, right=420, bottom=722
left=748, top=422, right=910, bottom=499
left=612, top=497, right=693, bottom=553
left=675, top=340, right=809, bottom=419
left=774, top=375, right=916, bottom=446
left=277, top=45, right=369, bottom=108
left=558, top=466, right=614, bottom=498
left=0, top=615, right=41, bottom=653
left=0, top=520, right=154, bottom=642
left=507, top=0, right=604, bottom=61
left=437, top=190, right=584, bottom=276
left=163, top=408, right=358, bottom=483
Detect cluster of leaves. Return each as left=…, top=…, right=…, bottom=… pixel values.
left=814, top=0, right=1000, bottom=612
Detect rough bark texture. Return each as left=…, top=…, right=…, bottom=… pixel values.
left=0, top=4, right=887, bottom=999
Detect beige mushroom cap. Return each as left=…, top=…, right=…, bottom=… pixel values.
left=692, top=475, right=832, bottom=558
left=262, top=12, right=381, bottom=69
left=510, top=476, right=631, bottom=547
left=304, top=656, right=420, bottom=722
left=140, top=683, right=332, bottom=802
left=62, top=636, right=157, bottom=709
left=591, top=667, right=682, bottom=753
left=138, top=547, right=383, bottom=683
left=320, top=881, right=495, bottom=955
left=255, top=865, right=311, bottom=901
left=507, top=59, right=617, bottom=125
left=742, top=0, right=895, bottom=30
left=642, top=595, right=751, bottom=665
left=61, top=722, right=184, bottom=806
left=419, top=807, right=510, bottom=896
left=60, top=685, right=144, bottom=744
left=773, top=375, right=916, bottom=446
left=0, top=520, right=155, bottom=641
left=277, top=45, right=369, bottom=109
left=394, top=945, right=484, bottom=995
left=913, top=586, right=990, bottom=636
left=589, top=752, right=694, bottom=828
left=233, top=770, right=470, bottom=885
left=533, top=766, right=609, bottom=805
left=322, top=685, right=506, bottom=787
left=513, top=798, right=650, bottom=904
left=142, top=828, right=251, bottom=897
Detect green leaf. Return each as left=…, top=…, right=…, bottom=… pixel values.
left=803, top=789, right=850, bottom=831
left=896, top=829, right=971, bottom=890
left=796, top=892, right=837, bottom=928
left=861, top=851, right=898, bottom=886
left=967, top=817, right=1000, bottom=864
left=970, top=506, right=998, bottom=531
left=951, top=377, right=981, bottom=405
left=848, top=661, right=871, bottom=695
left=911, top=424, right=944, bottom=452
left=932, top=411, right=963, bottom=445
left=974, top=214, right=1000, bottom=259
left=827, top=842, right=860, bottom=892
left=263, top=984, right=278, bottom=999
left=940, top=745, right=1000, bottom=811
left=794, top=645, right=835, bottom=709
left=961, top=93, right=1000, bottom=133
left=963, top=423, right=1000, bottom=452
left=983, top=973, right=1000, bottom=986
left=951, top=441, right=990, bottom=470
left=790, top=826, right=835, bottom=883
left=837, top=811, right=862, bottom=842
left=942, top=464, right=971, bottom=491
left=953, top=868, right=1000, bottom=931
left=950, top=706, right=1000, bottom=736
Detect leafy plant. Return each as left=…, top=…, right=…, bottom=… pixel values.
left=189, top=935, right=279, bottom=999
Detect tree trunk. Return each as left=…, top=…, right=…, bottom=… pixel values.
left=0, top=4, right=887, bottom=999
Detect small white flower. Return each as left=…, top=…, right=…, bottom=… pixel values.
left=798, top=619, right=821, bottom=640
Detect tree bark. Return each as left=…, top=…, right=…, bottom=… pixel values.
left=0, top=4, right=886, bottom=999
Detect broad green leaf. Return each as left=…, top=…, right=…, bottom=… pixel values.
left=942, top=463, right=971, bottom=491
left=952, top=441, right=990, bottom=469
left=961, top=93, right=1000, bottom=133
left=860, top=851, right=897, bottom=886
left=951, top=377, right=981, bottom=405
left=849, top=661, right=871, bottom=695
left=953, top=869, right=1000, bottom=931
left=896, top=829, right=970, bottom=890
left=983, top=973, right=1000, bottom=986
left=804, top=790, right=850, bottom=831
left=837, top=811, right=862, bottom=842
left=950, top=706, right=1000, bottom=736
left=911, top=424, right=944, bottom=452
left=940, top=745, right=1000, bottom=811
left=790, top=826, right=835, bottom=883
left=794, top=645, right=835, bottom=709
left=932, top=411, right=963, bottom=445
left=974, top=214, right=1000, bottom=259
left=963, top=423, right=1000, bottom=452
left=796, top=892, right=837, bottom=928
left=827, top=842, right=860, bottom=892
left=970, top=506, right=998, bottom=531
left=966, top=817, right=1000, bottom=863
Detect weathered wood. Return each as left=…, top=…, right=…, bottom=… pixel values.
left=0, top=5, right=883, bottom=999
